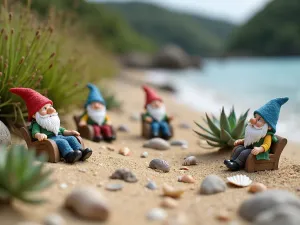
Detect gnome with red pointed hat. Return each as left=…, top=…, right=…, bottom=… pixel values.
left=10, top=88, right=92, bottom=164
left=142, top=85, right=173, bottom=140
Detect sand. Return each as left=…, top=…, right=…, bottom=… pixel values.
left=1, top=69, right=300, bottom=225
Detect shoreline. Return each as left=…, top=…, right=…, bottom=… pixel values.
left=2, top=69, right=300, bottom=225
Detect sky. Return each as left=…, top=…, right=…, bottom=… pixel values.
left=93, top=0, right=272, bottom=24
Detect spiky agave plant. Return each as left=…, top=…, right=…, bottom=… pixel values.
left=0, top=145, right=53, bottom=204
left=194, top=107, right=249, bottom=149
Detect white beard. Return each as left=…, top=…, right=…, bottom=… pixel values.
left=35, top=112, right=60, bottom=135
left=147, top=104, right=166, bottom=122
left=244, top=123, right=269, bottom=147
left=87, top=105, right=106, bottom=125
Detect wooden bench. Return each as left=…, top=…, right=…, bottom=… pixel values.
left=232, top=135, right=287, bottom=172
left=141, top=113, right=174, bottom=139
left=20, top=126, right=85, bottom=163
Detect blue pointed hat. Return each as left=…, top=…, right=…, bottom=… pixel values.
left=85, top=83, right=105, bottom=107
left=254, top=97, right=289, bottom=133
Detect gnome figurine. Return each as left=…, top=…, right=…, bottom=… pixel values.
left=142, top=85, right=173, bottom=140
left=224, top=97, right=289, bottom=171
left=79, top=84, right=115, bottom=142
left=10, top=88, right=92, bottom=164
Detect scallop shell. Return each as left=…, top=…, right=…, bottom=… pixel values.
left=227, top=174, right=252, bottom=187
left=119, top=147, right=130, bottom=156
left=182, top=156, right=198, bottom=166
left=149, top=159, right=170, bottom=172
left=178, top=175, right=195, bottom=183
left=162, top=184, right=184, bottom=198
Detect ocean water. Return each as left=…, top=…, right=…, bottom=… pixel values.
left=145, top=57, right=300, bottom=142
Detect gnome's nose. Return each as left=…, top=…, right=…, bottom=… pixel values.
left=47, top=107, right=56, bottom=114
left=250, top=118, right=257, bottom=125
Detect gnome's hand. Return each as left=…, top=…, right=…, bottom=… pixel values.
left=251, top=147, right=264, bottom=155
left=234, top=139, right=244, bottom=146
left=145, top=116, right=152, bottom=123
left=36, top=133, right=47, bottom=141
left=71, top=130, right=80, bottom=136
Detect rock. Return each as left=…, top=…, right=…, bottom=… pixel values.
left=143, top=138, right=170, bottom=150
left=248, top=183, right=267, bottom=194
left=162, top=184, right=185, bottom=199
left=118, top=147, right=131, bottom=156
left=178, top=175, right=195, bottom=183
left=153, top=44, right=190, bottom=69
left=157, top=83, right=177, bottom=93
left=117, top=124, right=130, bottom=132
left=179, top=166, right=189, bottom=171
left=0, top=120, right=11, bottom=145
left=182, top=156, right=198, bottom=166
left=105, top=183, right=123, bottom=192
left=149, top=159, right=170, bottom=172
left=239, top=190, right=300, bottom=222
left=160, top=197, right=178, bottom=209
left=170, top=140, right=188, bottom=146
left=253, top=205, right=300, bottom=225
left=106, top=146, right=115, bottom=151
left=216, top=211, right=231, bottom=222
left=141, top=151, right=148, bottom=158
left=146, top=181, right=157, bottom=190
left=65, top=187, right=110, bottom=221
left=181, top=145, right=188, bottom=150
left=199, top=175, right=226, bottom=195
left=129, top=113, right=140, bottom=122
left=147, top=208, right=167, bottom=221
left=44, top=214, right=65, bottom=225
left=178, top=123, right=191, bottom=129
left=110, top=168, right=138, bottom=183
left=59, top=183, right=68, bottom=189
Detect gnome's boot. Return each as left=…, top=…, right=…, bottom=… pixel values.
left=79, top=148, right=93, bottom=161
left=64, top=150, right=82, bottom=164
left=93, top=135, right=103, bottom=142
left=225, top=161, right=240, bottom=171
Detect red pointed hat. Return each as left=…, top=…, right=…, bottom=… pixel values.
left=10, top=88, right=53, bottom=121
left=142, top=85, right=162, bottom=108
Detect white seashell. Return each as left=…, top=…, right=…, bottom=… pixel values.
left=119, top=147, right=130, bottom=156
left=227, top=174, right=252, bottom=187
left=147, top=208, right=167, bottom=221
left=178, top=175, right=195, bottom=183
left=141, top=151, right=148, bottom=158
left=182, top=156, right=198, bottom=166
left=60, top=183, right=68, bottom=189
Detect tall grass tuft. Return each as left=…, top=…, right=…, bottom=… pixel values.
left=0, top=3, right=117, bottom=124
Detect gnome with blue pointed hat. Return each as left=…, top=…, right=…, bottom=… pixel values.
left=79, top=83, right=115, bottom=142
left=224, top=97, right=289, bottom=171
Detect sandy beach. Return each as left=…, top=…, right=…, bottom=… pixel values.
left=2, top=69, right=300, bottom=225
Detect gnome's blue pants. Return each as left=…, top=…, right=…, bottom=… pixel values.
left=231, top=145, right=252, bottom=167
left=50, top=135, right=82, bottom=158
left=151, top=121, right=171, bottom=136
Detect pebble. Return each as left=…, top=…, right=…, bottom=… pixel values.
left=44, top=214, right=65, bottom=225
left=78, top=168, right=87, bottom=173
left=248, top=183, right=267, bottom=194
left=199, top=175, right=227, bottom=195
left=0, top=120, right=11, bottom=145
left=146, top=181, right=157, bottom=190
left=181, top=145, right=188, bottom=150
left=117, top=124, right=130, bottom=132
left=110, top=168, right=138, bottom=183
left=105, top=183, right=123, bottom=192
left=253, top=205, right=300, bottom=225
left=59, top=183, right=68, bottom=189
left=65, top=187, right=110, bottom=221
left=178, top=175, right=195, bottom=183
left=178, top=123, right=190, bottom=129
left=182, top=156, right=198, bottom=166
left=179, top=166, right=189, bottom=171
left=130, top=113, right=140, bottom=121
left=149, top=159, right=170, bottom=173
left=143, top=138, right=170, bottom=150
left=147, top=208, right=167, bottom=221
left=106, top=147, right=115, bottom=151
left=239, top=190, right=300, bottom=222
left=160, top=197, right=178, bottom=209
left=170, top=140, right=188, bottom=146
left=141, top=151, right=148, bottom=158
left=162, top=184, right=184, bottom=199
left=216, top=211, right=231, bottom=222
left=119, top=147, right=131, bottom=156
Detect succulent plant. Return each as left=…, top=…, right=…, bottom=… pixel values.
left=194, top=107, right=249, bottom=149
left=0, top=145, right=53, bottom=204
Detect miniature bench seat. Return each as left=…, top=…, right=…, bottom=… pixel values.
left=20, top=126, right=84, bottom=163
left=232, top=135, right=287, bottom=172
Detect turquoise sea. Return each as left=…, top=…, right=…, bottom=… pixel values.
left=145, top=57, right=300, bottom=142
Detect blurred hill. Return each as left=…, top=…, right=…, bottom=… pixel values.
left=20, top=0, right=156, bottom=53
left=227, top=0, right=300, bottom=56
left=102, top=2, right=236, bottom=56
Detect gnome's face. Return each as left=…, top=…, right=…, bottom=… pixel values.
left=33, top=103, right=60, bottom=135
left=244, top=114, right=271, bottom=147
left=147, top=100, right=166, bottom=122
left=87, top=102, right=106, bottom=125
